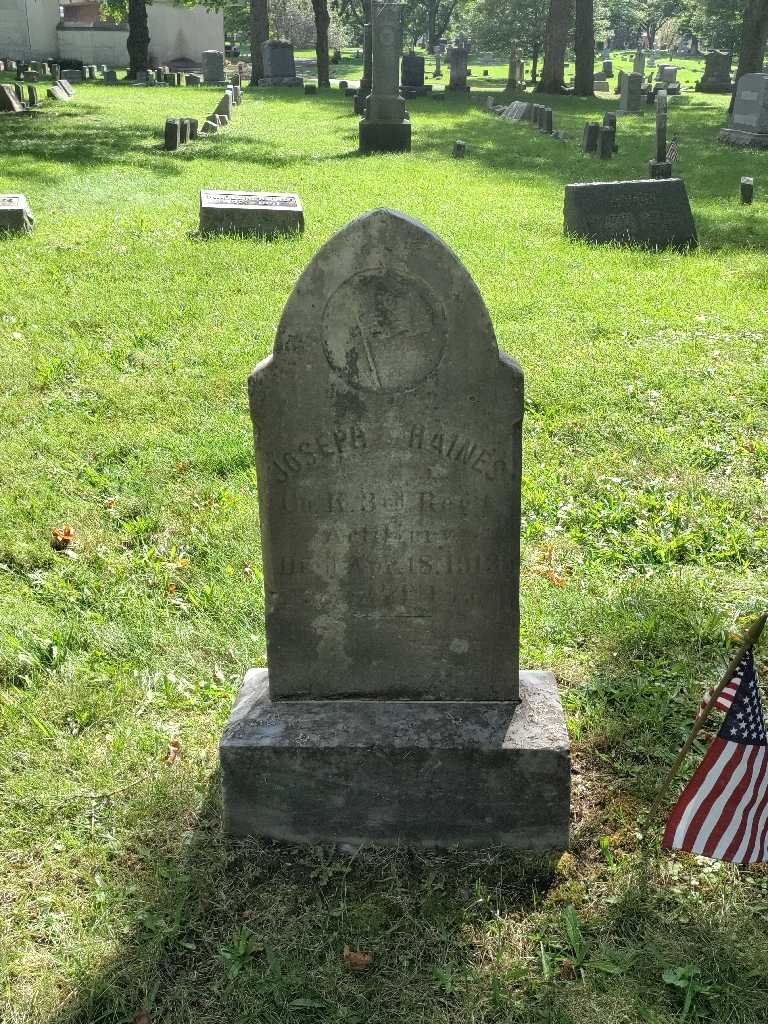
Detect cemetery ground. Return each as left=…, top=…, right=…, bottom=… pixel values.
left=2, top=67, right=768, bottom=1024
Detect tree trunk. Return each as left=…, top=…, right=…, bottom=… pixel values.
left=729, top=0, right=768, bottom=112
left=573, top=0, right=594, bottom=96
left=538, top=0, right=571, bottom=93
left=249, top=0, right=269, bottom=86
left=311, top=0, right=331, bottom=87
left=531, top=41, right=540, bottom=83
left=127, top=0, right=150, bottom=75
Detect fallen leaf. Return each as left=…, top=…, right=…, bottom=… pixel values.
left=134, top=1013, right=151, bottom=1024
left=537, top=567, right=567, bottom=588
left=166, top=738, right=182, bottom=765
left=343, top=945, right=373, bottom=972
left=167, top=583, right=177, bottom=594
left=51, top=526, right=75, bottom=550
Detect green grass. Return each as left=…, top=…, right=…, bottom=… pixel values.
left=2, top=63, right=768, bottom=1024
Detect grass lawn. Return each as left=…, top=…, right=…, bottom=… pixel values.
left=2, top=60, right=768, bottom=1024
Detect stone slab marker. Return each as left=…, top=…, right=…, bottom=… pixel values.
left=564, top=179, right=697, bottom=248
left=696, top=50, right=731, bottom=93
left=721, top=73, right=768, bottom=148
left=220, top=209, right=571, bottom=848
left=0, top=194, right=34, bottom=233
left=199, top=190, right=304, bottom=237
left=359, top=1, right=411, bottom=153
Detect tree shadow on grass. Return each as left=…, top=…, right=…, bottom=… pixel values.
left=47, top=775, right=562, bottom=1024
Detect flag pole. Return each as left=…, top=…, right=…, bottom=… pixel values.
left=646, top=611, right=768, bottom=827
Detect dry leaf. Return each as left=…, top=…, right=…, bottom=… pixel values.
left=167, top=583, right=177, bottom=594
left=343, top=945, right=373, bottom=972
left=538, top=567, right=567, bottom=588
left=51, top=526, right=75, bottom=550
left=134, top=1013, right=151, bottom=1024
left=166, top=738, right=182, bottom=765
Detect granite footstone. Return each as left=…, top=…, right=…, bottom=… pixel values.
left=564, top=178, right=697, bottom=248
left=199, top=190, right=304, bottom=237
left=0, top=194, right=34, bottom=233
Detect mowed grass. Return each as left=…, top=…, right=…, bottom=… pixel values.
left=2, top=66, right=768, bottom=1024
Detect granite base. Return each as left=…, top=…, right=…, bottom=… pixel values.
left=220, top=669, right=571, bottom=849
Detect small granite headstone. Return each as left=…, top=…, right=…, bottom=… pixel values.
left=0, top=194, right=34, bottom=233
left=619, top=71, right=643, bottom=114
left=47, top=84, right=69, bottom=101
left=603, top=59, right=613, bottom=77
left=57, top=79, right=75, bottom=97
left=582, top=121, right=600, bottom=153
left=260, top=40, right=303, bottom=86
left=63, top=68, right=83, bottom=84
left=564, top=178, right=697, bottom=248
left=27, top=85, right=39, bottom=106
left=164, top=118, right=180, bottom=150
left=741, top=176, right=754, bottom=203
left=186, top=73, right=202, bottom=86
left=452, top=139, right=466, bottom=157
left=305, top=83, right=317, bottom=94
left=597, top=125, right=613, bottom=158
left=696, top=50, right=731, bottom=93
left=202, top=49, right=226, bottom=84
left=219, top=208, right=570, bottom=848
left=446, top=43, right=470, bottom=92
left=720, top=73, right=768, bottom=148
left=199, top=190, right=304, bottom=237
left=0, top=84, right=24, bottom=112
left=633, top=50, right=645, bottom=75
left=178, top=117, right=190, bottom=144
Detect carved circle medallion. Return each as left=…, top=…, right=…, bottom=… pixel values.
left=321, top=269, right=447, bottom=392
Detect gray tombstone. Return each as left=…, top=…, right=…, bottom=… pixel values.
left=433, top=53, right=442, bottom=78
left=720, top=73, right=768, bottom=148
left=0, top=194, right=34, bottom=233
left=164, top=118, right=180, bottom=150
left=219, top=208, right=570, bottom=848
left=541, top=106, right=553, bottom=134
left=178, top=117, right=190, bottom=144
left=649, top=89, right=672, bottom=177
left=619, top=71, right=643, bottom=114
left=104, top=69, right=118, bottom=84
left=359, top=1, right=411, bottom=153
left=47, top=84, right=69, bottom=101
left=452, top=139, right=466, bottom=157
left=202, top=49, right=226, bottom=84
left=0, top=83, right=24, bottom=112
left=603, top=59, right=613, bottom=77
left=446, top=42, right=470, bottom=92
left=697, top=50, right=731, bottom=93
left=741, top=176, right=754, bottom=203
left=633, top=50, right=645, bottom=75
left=188, top=117, right=199, bottom=140
left=582, top=121, right=600, bottom=153
left=401, top=52, right=425, bottom=88
left=597, top=125, right=613, bottom=158
left=656, top=64, right=678, bottom=83
left=260, top=40, right=303, bottom=86
left=564, top=179, right=697, bottom=248
left=200, top=190, right=304, bottom=236
left=214, top=91, right=233, bottom=118
left=27, top=84, right=39, bottom=106
left=50, top=63, right=60, bottom=80
left=57, top=79, right=75, bottom=97
left=186, top=73, right=202, bottom=86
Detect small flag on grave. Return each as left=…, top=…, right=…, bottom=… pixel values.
left=666, top=135, right=679, bottom=162
left=663, top=648, right=768, bottom=864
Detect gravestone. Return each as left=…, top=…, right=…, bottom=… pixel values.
left=63, top=68, right=83, bottom=83
left=219, top=208, right=570, bottom=847
left=202, top=49, right=226, bottom=84
left=540, top=106, right=553, bottom=134
left=582, top=121, right=600, bottom=153
left=57, top=79, right=75, bottom=97
left=633, top=50, right=645, bottom=75
left=359, top=0, right=411, bottom=154
left=260, top=40, right=303, bottom=86
left=603, top=111, right=618, bottom=152
left=214, top=91, right=233, bottom=118
left=50, top=62, right=60, bottom=80
left=47, top=84, right=69, bottom=101
left=355, top=19, right=372, bottom=115
left=135, top=70, right=148, bottom=84
left=741, top=176, right=754, bottom=203
left=594, top=80, right=609, bottom=92
left=27, top=85, right=39, bottom=106
left=23, top=70, right=39, bottom=82
left=13, top=83, right=24, bottom=104
left=656, top=64, right=678, bottom=83
left=433, top=53, right=442, bottom=78
left=186, top=73, right=202, bottom=86
left=0, top=194, right=34, bottom=233
left=104, top=69, right=118, bottom=84
left=597, top=125, right=613, bottom=158
left=649, top=89, right=672, bottom=177
left=199, top=190, right=304, bottom=237
left=447, top=42, right=470, bottom=92
left=564, top=178, right=697, bottom=248
left=179, top=117, right=191, bottom=144
left=305, top=83, right=317, bottom=94
left=401, top=52, right=425, bottom=88
left=188, top=117, right=199, bottom=140
left=452, top=139, right=466, bottom=157
left=164, top=118, right=180, bottom=150
left=619, top=71, right=643, bottom=114
left=720, top=73, right=768, bottom=147
left=603, top=59, right=613, bottom=77
left=696, top=50, right=731, bottom=93
left=0, top=84, right=24, bottom=112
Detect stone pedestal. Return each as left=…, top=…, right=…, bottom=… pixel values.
left=648, top=159, right=672, bottom=178
left=720, top=73, right=768, bottom=148
left=221, top=669, right=570, bottom=849
left=359, top=1, right=411, bottom=153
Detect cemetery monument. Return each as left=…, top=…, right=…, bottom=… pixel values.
left=359, top=1, right=411, bottom=154
left=219, top=208, right=571, bottom=848
left=720, top=73, right=768, bottom=148
left=696, top=50, right=732, bottom=93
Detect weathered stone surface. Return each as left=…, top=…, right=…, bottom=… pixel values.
left=741, top=175, right=754, bottom=203
left=178, top=117, right=190, bottom=144
left=202, top=49, right=226, bottom=84
left=401, top=52, right=425, bottom=88
left=186, top=73, right=202, bottom=86
left=720, top=73, right=768, bottom=148
left=656, top=64, right=678, bottom=83
left=104, top=69, right=118, bottom=84
left=164, top=118, right=180, bottom=150
left=0, top=84, right=24, bottom=112
left=597, top=125, right=613, bottom=158
left=619, top=71, right=643, bottom=114
left=582, top=121, right=599, bottom=152
left=452, top=139, right=466, bottom=157
left=359, top=1, right=410, bottom=153
left=633, top=50, right=645, bottom=75
left=696, top=49, right=731, bottom=93
left=188, top=117, right=199, bottom=139
left=602, top=59, right=613, bottom=77
left=62, top=68, right=83, bottom=83
left=47, top=85, right=69, bottom=101
left=57, top=79, right=75, bottom=97
left=200, top=190, right=304, bottom=237
left=214, top=91, right=233, bottom=117
left=0, top=194, right=34, bottom=233
left=260, top=40, right=303, bottom=86
left=248, top=209, right=522, bottom=700
left=564, top=178, right=697, bottom=248
left=446, top=43, right=469, bottom=91
left=220, top=668, right=570, bottom=848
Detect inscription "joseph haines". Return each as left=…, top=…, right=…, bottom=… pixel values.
left=271, top=421, right=510, bottom=482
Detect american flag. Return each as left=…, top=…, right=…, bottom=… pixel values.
left=699, top=673, right=740, bottom=717
left=666, top=136, right=679, bottom=162
left=663, top=650, right=768, bottom=864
